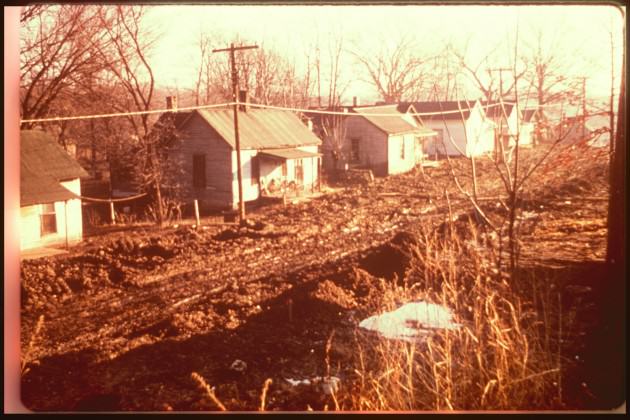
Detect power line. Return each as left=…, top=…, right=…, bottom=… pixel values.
left=19, top=102, right=233, bottom=125
left=20, top=99, right=574, bottom=125
left=212, top=42, right=259, bottom=224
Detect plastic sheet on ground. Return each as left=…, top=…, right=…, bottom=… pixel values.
left=359, top=301, right=460, bottom=342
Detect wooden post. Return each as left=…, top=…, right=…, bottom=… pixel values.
left=213, top=43, right=259, bottom=226
left=318, top=157, right=322, bottom=192
left=110, top=201, right=116, bottom=225
left=194, top=199, right=200, bottom=227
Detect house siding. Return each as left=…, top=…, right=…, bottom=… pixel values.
left=497, top=109, right=533, bottom=148
left=465, top=104, right=495, bottom=156
left=175, top=113, right=234, bottom=209
left=387, top=134, right=416, bottom=175
left=20, top=178, right=83, bottom=250
left=423, top=120, right=468, bottom=156
left=230, top=149, right=260, bottom=207
left=422, top=104, right=494, bottom=158
left=343, top=115, right=388, bottom=176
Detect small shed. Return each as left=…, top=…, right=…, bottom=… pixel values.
left=400, top=101, right=496, bottom=158
left=341, top=104, right=436, bottom=176
left=480, top=101, right=534, bottom=149
left=20, top=130, right=88, bottom=250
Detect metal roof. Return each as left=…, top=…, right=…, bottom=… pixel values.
left=479, top=101, right=516, bottom=120
left=259, top=148, right=321, bottom=160
left=352, top=105, right=432, bottom=135
left=399, top=101, right=477, bottom=120
left=178, top=108, right=322, bottom=150
left=522, top=108, right=539, bottom=122
left=21, top=130, right=89, bottom=181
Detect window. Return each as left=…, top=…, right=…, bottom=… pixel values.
left=250, top=156, right=260, bottom=186
left=193, top=154, right=206, bottom=188
left=400, top=138, right=406, bottom=160
left=40, top=203, right=57, bottom=235
left=282, top=161, right=288, bottom=177
left=430, top=129, right=444, bottom=157
left=350, top=138, right=360, bottom=162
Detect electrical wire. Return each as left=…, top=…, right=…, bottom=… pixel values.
left=19, top=102, right=233, bottom=125
left=20, top=100, right=529, bottom=124
left=20, top=99, right=585, bottom=125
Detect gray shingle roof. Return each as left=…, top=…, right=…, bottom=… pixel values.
left=20, top=164, right=76, bottom=207
left=21, top=130, right=88, bottom=181
left=20, top=130, right=87, bottom=207
left=174, top=108, right=322, bottom=150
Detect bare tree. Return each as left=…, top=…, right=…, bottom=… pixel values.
left=352, top=33, right=434, bottom=103
left=19, top=5, right=115, bottom=126
left=94, top=5, right=167, bottom=225
left=451, top=39, right=527, bottom=103
left=519, top=22, right=586, bottom=143
left=194, top=32, right=212, bottom=106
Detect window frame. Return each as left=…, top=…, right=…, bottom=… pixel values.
left=350, top=138, right=360, bottom=162
left=192, top=153, right=207, bottom=189
left=40, top=202, right=57, bottom=236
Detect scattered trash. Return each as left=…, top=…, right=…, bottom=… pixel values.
left=320, top=376, right=340, bottom=395
left=359, top=301, right=460, bottom=342
left=520, top=211, right=540, bottom=220
left=284, top=376, right=341, bottom=395
left=230, top=359, right=247, bottom=372
left=285, top=378, right=311, bottom=387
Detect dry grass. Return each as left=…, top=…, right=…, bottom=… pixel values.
left=190, top=371, right=227, bottom=411
left=344, top=218, right=571, bottom=411
left=21, top=314, right=45, bottom=376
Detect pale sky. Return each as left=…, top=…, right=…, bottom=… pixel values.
left=124, top=4, right=626, bottom=103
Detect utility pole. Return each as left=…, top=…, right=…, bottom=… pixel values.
left=213, top=42, right=258, bottom=225
left=487, top=67, right=512, bottom=102
left=580, top=76, right=587, bottom=140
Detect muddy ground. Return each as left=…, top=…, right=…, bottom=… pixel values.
left=19, top=145, right=622, bottom=411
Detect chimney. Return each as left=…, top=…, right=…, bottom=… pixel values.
left=166, top=96, right=178, bottom=112
left=238, top=90, right=248, bottom=112
left=353, top=96, right=359, bottom=107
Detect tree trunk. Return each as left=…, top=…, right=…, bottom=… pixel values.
left=606, top=49, right=625, bottom=267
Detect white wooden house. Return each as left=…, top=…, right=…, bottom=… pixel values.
left=165, top=102, right=322, bottom=210
left=400, top=101, right=496, bottom=158
left=339, top=104, right=436, bottom=176
left=20, top=130, right=88, bottom=251
left=481, top=101, right=534, bottom=149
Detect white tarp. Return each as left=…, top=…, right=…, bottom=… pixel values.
left=359, top=301, right=460, bottom=342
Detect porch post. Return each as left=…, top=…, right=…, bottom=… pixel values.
left=64, top=200, right=69, bottom=249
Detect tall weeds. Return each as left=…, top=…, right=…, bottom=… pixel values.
left=348, top=218, right=568, bottom=410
